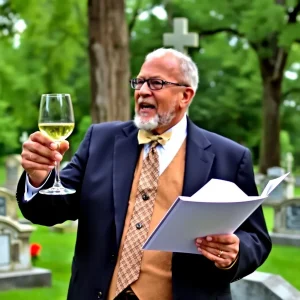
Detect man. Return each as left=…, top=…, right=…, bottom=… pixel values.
left=17, top=48, right=271, bottom=300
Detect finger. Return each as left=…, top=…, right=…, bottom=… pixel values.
left=196, top=240, right=232, bottom=253
left=25, top=161, right=55, bottom=172
left=22, top=143, right=62, bottom=165
left=29, top=131, right=54, bottom=147
left=199, top=247, right=233, bottom=268
left=196, top=234, right=238, bottom=245
left=26, top=151, right=56, bottom=166
left=199, top=244, right=228, bottom=258
left=50, top=140, right=69, bottom=155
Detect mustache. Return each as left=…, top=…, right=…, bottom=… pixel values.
left=138, top=98, right=157, bottom=106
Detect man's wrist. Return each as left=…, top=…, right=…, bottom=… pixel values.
left=217, top=253, right=239, bottom=270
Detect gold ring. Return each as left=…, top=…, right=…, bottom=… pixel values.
left=217, top=250, right=223, bottom=258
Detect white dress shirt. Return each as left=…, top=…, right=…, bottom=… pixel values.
left=25, top=115, right=187, bottom=200
left=143, top=114, right=187, bottom=175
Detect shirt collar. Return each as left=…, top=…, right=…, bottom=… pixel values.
left=161, top=114, right=187, bottom=148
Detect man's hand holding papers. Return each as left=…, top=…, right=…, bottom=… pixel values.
left=195, top=234, right=240, bottom=269
left=143, top=172, right=289, bottom=256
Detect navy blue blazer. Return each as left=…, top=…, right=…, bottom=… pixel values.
left=16, top=118, right=271, bottom=300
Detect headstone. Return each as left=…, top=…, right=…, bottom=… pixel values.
left=269, top=197, right=300, bottom=247
left=163, top=18, right=199, bottom=54
left=163, top=17, right=199, bottom=116
left=231, top=271, right=300, bottom=299
left=263, top=167, right=294, bottom=205
left=295, top=176, right=300, bottom=187
left=0, top=234, right=10, bottom=266
left=5, top=155, right=23, bottom=192
left=0, top=202, right=52, bottom=290
left=0, top=216, right=52, bottom=290
left=0, top=216, right=34, bottom=272
left=0, top=188, right=18, bottom=220
left=273, top=197, right=300, bottom=235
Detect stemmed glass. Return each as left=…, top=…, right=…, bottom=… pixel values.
left=38, top=93, right=75, bottom=195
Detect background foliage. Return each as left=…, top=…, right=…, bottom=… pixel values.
left=1, top=0, right=300, bottom=167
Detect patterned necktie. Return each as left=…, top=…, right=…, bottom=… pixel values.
left=137, top=129, right=172, bottom=145
left=115, top=140, right=160, bottom=296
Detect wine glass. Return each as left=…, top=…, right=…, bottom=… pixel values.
left=38, top=93, right=75, bottom=195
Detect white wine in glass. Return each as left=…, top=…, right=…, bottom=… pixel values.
left=38, top=93, right=75, bottom=195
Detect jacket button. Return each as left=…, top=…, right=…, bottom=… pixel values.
left=136, top=223, right=143, bottom=229
left=110, top=254, right=116, bottom=262
left=97, top=291, right=103, bottom=299
left=142, top=193, right=149, bottom=200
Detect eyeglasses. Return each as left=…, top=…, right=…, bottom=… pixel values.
left=129, top=78, right=189, bottom=90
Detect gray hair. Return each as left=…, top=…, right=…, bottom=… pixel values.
left=144, top=48, right=199, bottom=93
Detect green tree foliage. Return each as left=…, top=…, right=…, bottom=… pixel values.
left=0, top=0, right=89, bottom=154
left=1, top=0, right=300, bottom=170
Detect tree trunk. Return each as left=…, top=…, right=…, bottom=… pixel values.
left=88, top=0, right=130, bottom=123
left=258, top=56, right=285, bottom=174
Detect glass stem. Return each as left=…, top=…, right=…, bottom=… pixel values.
left=53, top=142, right=62, bottom=188
left=54, top=160, right=62, bottom=187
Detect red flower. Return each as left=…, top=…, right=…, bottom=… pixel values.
left=30, top=243, right=42, bottom=257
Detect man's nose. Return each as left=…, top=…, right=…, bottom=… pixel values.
left=138, top=81, right=152, bottom=96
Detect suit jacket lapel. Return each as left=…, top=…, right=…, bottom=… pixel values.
left=113, top=123, right=141, bottom=246
left=182, top=118, right=215, bottom=196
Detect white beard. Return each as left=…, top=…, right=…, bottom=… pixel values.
left=134, top=114, right=159, bottom=131
left=134, top=109, right=176, bottom=131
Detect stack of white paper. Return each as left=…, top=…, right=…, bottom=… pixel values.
left=142, top=173, right=289, bottom=254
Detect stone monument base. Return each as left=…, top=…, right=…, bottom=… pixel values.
left=0, top=267, right=51, bottom=291
left=270, top=232, right=300, bottom=247
left=231, top=271, right=300, bottom=300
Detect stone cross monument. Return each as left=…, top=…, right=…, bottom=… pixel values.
left=163, top=18, right=199, bottom=54
left=163, top=18, right=199, bottom=115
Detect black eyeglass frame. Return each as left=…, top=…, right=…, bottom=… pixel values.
left=129, top=78, right=189, bottom=90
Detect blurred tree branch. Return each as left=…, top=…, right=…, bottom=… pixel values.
left=282, top=88, right=300, bottom=99
left=128, top=0, right=143, bottom=34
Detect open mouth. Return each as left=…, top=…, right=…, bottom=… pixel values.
left=140, top=103, right=156, bottom=111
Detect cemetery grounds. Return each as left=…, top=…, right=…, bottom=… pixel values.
left=0, top=168, right=299, bottom=299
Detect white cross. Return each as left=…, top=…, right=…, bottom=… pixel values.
left=19, top=131, right=28, bottom=144
left=163, top=18, right=199, bottom=54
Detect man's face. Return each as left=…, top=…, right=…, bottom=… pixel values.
left=134, top=55, right=191, bottom=134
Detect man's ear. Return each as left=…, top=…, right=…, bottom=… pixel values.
left=180, top=87, right=195, bottom=108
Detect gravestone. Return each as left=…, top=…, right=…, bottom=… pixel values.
left=163, top=18, right=199, bottom=54
left=0, top=216, right=34, bottom=272
left=0, top=188, right=18, bottom=220
left=231, top=271, right=300, bottom=299
left=163, top=17, right=199, bottom=116
left=5, top=155, right=23, bottom=192
left=295, top=176, right=300, bottom=187
left=263, top=167, right=293, bottom=205
left=269, top=197, right=300, bottom=247
left=0, top=191, right=52, bottom=290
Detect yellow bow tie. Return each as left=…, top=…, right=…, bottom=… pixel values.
left=137, top=129, right=172, bottom=146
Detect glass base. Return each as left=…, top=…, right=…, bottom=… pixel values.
left=39, top=186, right=76, bottom=195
